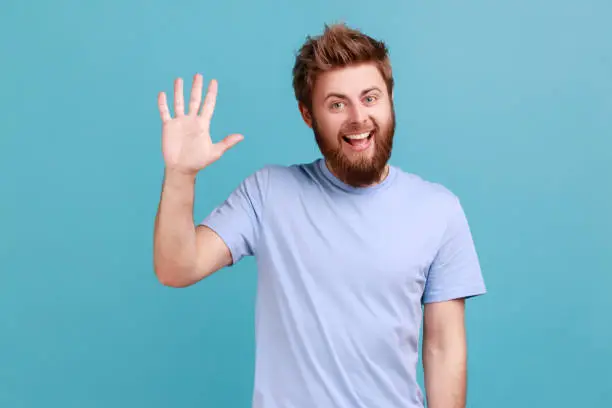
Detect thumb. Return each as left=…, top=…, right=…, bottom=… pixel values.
left=214, top=133, right=244, bottom=156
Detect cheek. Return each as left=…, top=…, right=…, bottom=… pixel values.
left=371, top=109, right=392, bottom=127
left=316, top=115, right=344, bottom=139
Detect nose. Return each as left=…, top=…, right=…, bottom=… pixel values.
left=348, top=104, right=367, bottom=125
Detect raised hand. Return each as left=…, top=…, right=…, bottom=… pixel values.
left=158, top=74, right=244, bottom=176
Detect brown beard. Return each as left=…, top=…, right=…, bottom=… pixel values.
left=313, top=106, right=395, bottom=187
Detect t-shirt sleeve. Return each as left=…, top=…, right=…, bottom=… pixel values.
left=422, top=196, right=487, bottom=304
left=199, top=167, right=270, bottom=266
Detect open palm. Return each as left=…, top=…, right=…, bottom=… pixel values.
left=158, top=74, right=243, bottom=175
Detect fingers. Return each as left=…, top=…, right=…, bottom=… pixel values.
left=188, top=74, right=203, bottom=115
left=213, top=133, right=244, bottom=157
left=160, top=74, right=217, bottom=121
left=199, top=79, right=218, bottom=122
left=158, top=92, right=171, bottom=122
left=174, top=78, right=185, bottom=116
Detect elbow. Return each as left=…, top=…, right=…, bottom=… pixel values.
left=423, top=338, right=467, bottom=364
left=153, top=263, right=196, bottom=288
left=156, top=274, right=187, bottom=288
left=423, top=328, right=467, bottom=362
left=423, top=342, right=443, bottom=363
left=424, top=333, right=466, bottom=352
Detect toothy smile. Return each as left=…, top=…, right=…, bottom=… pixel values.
left=342, top=131, right=374, bottom=151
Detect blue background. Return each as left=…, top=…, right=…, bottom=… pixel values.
left=1, top=0, right=610, bottom=406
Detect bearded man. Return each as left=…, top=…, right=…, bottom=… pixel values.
left=153, top=22, right=487, bottom=408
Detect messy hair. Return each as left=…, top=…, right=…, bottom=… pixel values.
left=292, top=22, right=394, bottom=111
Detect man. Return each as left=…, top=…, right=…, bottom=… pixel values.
left=154, top=23, right=486, bottom=408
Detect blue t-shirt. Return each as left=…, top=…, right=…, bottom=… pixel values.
left=201, top=158, right=486, bottom=408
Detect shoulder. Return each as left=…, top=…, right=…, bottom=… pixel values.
left=237, top=161, right=315, bottom=196
left=242, top=162, right=304, bottom=183
left=391, top=166, right=463, bottom=214
left=245, top=160, right=320, bottom=187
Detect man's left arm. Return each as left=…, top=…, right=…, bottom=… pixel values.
left=421, top=195, right=487, bottom=408
left=422, top=298, right=467, bottom=408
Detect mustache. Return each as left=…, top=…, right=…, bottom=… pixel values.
left=339, top=121, right=378, bottom=134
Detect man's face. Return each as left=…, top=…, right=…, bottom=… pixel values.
left=301, top=63, right=395, bottom=187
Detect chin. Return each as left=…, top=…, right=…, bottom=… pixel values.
left=313, top=118, right=394, bottom=186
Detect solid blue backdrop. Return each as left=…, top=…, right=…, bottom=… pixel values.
left=1, top=0, right=610, bottom=406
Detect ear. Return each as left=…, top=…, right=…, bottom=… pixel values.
left=298, top=102, right=313, bottom=129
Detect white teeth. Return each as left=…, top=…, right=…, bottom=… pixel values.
left=345, top=132, right=371, bottom=140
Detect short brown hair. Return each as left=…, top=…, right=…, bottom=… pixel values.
left=292, top=23, right=394, bottom=110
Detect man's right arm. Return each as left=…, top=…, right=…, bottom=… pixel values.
left=153, top=169, right=231, bottom=287
left=153, top=73, right=246, bottom=287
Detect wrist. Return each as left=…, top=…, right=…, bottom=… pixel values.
left=163, top=167, right=198, bottom=188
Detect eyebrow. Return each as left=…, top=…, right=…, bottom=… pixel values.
left=324, top=87, right=383, bottom=101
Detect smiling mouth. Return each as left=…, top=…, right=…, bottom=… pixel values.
left=342, top=131, right=374, bottom=151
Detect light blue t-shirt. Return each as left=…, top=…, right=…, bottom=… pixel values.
left=201, top=158, right=486, bottom=408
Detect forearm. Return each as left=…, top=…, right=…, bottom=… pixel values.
left=153, top=169, right=199, bottom=286
left=423, top=339, right=467, bottom=408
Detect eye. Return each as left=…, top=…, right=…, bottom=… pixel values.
left=364, top=95, right=378, bottom=104
left=330, top=101, right=345, bottom=110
